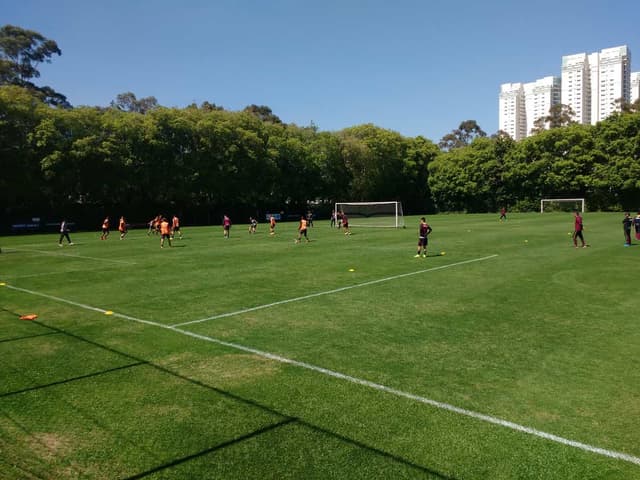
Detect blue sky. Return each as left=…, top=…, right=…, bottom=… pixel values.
left=3, top=0, right=639, bottom=141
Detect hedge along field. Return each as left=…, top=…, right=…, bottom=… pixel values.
left=1, top=212, right=639, bottom=479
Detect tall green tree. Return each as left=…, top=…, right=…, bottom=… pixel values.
left=0, top=25, right=69, bottom=107
left=110, top=92, right=159, bottom=114
left=530, top=104, right=576, bottom=135
left=438, top=120, right=486, bottom=151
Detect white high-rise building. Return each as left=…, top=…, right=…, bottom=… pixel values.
left=561, top=53, right=591, bottom=124
left=562, top=45, right=631, bottom=125
left=523, top=76, right=561, bottom=135
left=629, top=72, right=640, bottom=104
left=499, top=83, right=526, bottom=140
left=596, top=46, right=631, bottom=121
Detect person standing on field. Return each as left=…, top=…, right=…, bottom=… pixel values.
left=341, top=211, right=351, bottom=235
left=223, top=215, right=232, bottom=238
left=414, top=217, right=432, bottom=258
left=248, top=216, right=257, bottom=234
left=572, top=211, right=587, bottom=248
left=295, top=215, right=310, bottom=243
left=172, top=215, right=183, bottom=239
left=623, top=212, right=633, bottom=246
left=633, top=212, right=640, bottom=241
left=118, top=216, right=127, bottom=240
left=160, top=217, right=172, bottom=248
left=100, top=216, right=110, bottom=240
left=269, top=215, right=276, bottom=236
left=59, top=219, right=74, bottom=246
left=499, top=207, right=507, bottom=222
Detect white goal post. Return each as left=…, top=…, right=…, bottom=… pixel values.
left=540, top=198, right=585, bottom=213
left=334, top=201, right=405, bottom=228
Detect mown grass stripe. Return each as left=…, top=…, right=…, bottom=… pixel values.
left=5, top=278, right=640, bottom=466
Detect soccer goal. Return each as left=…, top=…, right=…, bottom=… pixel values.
left=540, top=198, right=585, bottom=213
left=335, top=201, right=405, bottom=228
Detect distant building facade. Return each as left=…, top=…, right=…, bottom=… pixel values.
left=631, top=72, right=640, bottom=104
left=524, top=76, right=561, bottom=135
left=499, top=83, right=526, bottom=140
left=501, top=45, right=637, bottom=140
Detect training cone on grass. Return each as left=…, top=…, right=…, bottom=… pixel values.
left=19, top=314, right=38, bottom=321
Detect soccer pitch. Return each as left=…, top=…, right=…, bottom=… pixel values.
left=1, top=212, right=639, bottom=479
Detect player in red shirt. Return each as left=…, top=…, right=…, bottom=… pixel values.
left=223, top=215, right=232, bottom=238
left=414, top=217, right=433, bottom=258
left=572, top=211, right=587, bottom=248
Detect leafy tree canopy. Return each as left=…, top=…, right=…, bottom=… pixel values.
left=0, top=24, right=69, bottom=107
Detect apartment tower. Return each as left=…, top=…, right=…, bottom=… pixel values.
left=562, top=45, right=631, bottom=125
left=498, top=83, right=526, bottom=140
left=523, top=76, right=561, bottom=135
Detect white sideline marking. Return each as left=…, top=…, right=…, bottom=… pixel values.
left=172, top=254, right=499, bottom=327
left=3, top=265, right=129, bottom=279
left=8, top=248, right=135, bottom=265
left=4, top=281, right=640, bottom=466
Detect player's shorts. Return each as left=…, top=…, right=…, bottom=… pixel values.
left=300, top=229, right=308, bottom=237
left=173, top=226, right=180, bottom=231
left=343, top=222, right=349, bottom=229
left=223, top=225, right=230, bottom=231
left=162, top=233, right=171, bottom=240
left=418, top=236, right=428, bottom=247
left=102, top=228, right=109, bottom=234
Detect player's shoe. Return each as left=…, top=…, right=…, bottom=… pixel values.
left=414, top=254, right=420, bottom=258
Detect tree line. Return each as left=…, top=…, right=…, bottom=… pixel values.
left=2, top=25, right=640, bottom=231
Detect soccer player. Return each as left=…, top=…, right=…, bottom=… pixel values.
left=118, top=216, right=128, bottom=240
left=341, top=211, right=351, bottom=235
left=330, top=211, right=336, bottom=228
left=248, top=216, right=257, bottom=234
left=172, top=214, right=183, bottom=239
left=414, top=217, right=433, bottom=258
left=623, top=212, right=632, bottom=246
left=160, top=217, right=172, bottom=248
left=223, top=215, right=232, bottom=238
left=295, top=215, right=310, bottom=243
left=634, top=212, right=640, bottom=241
left=572, top=211, right=587, bottom=248
left=100, top=216, right=110, bottom=240
left=58, top=219, right=74, bottom=246
left=499, top=207, right=507, bottom=222
left=269, top=215, right=276, bottom=236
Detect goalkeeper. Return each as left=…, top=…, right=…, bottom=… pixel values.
left=415, top=217, right=432, bottom=258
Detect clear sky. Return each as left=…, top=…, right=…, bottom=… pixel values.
left=3, top=0, right=639, bottom=142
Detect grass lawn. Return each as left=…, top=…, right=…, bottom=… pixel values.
left=1, top=212, right=639, bottom=479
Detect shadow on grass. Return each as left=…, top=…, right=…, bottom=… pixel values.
left=27, top=321, right=459, bottom=480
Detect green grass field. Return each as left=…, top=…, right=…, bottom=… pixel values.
left=1, top=212, right=639, bottom=479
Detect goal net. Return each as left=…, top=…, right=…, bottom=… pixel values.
left=540, top=198, right=585, bottom=213
left=335, top=201, right=405, bottom=228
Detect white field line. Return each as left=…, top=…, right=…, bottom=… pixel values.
left=3, top=281, right=640, bottom=466
left=2, top=264, right=130, bottom=280
left=172, top=254, right=499, bottom=328
left=6, top=248, right=136, bottom=265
